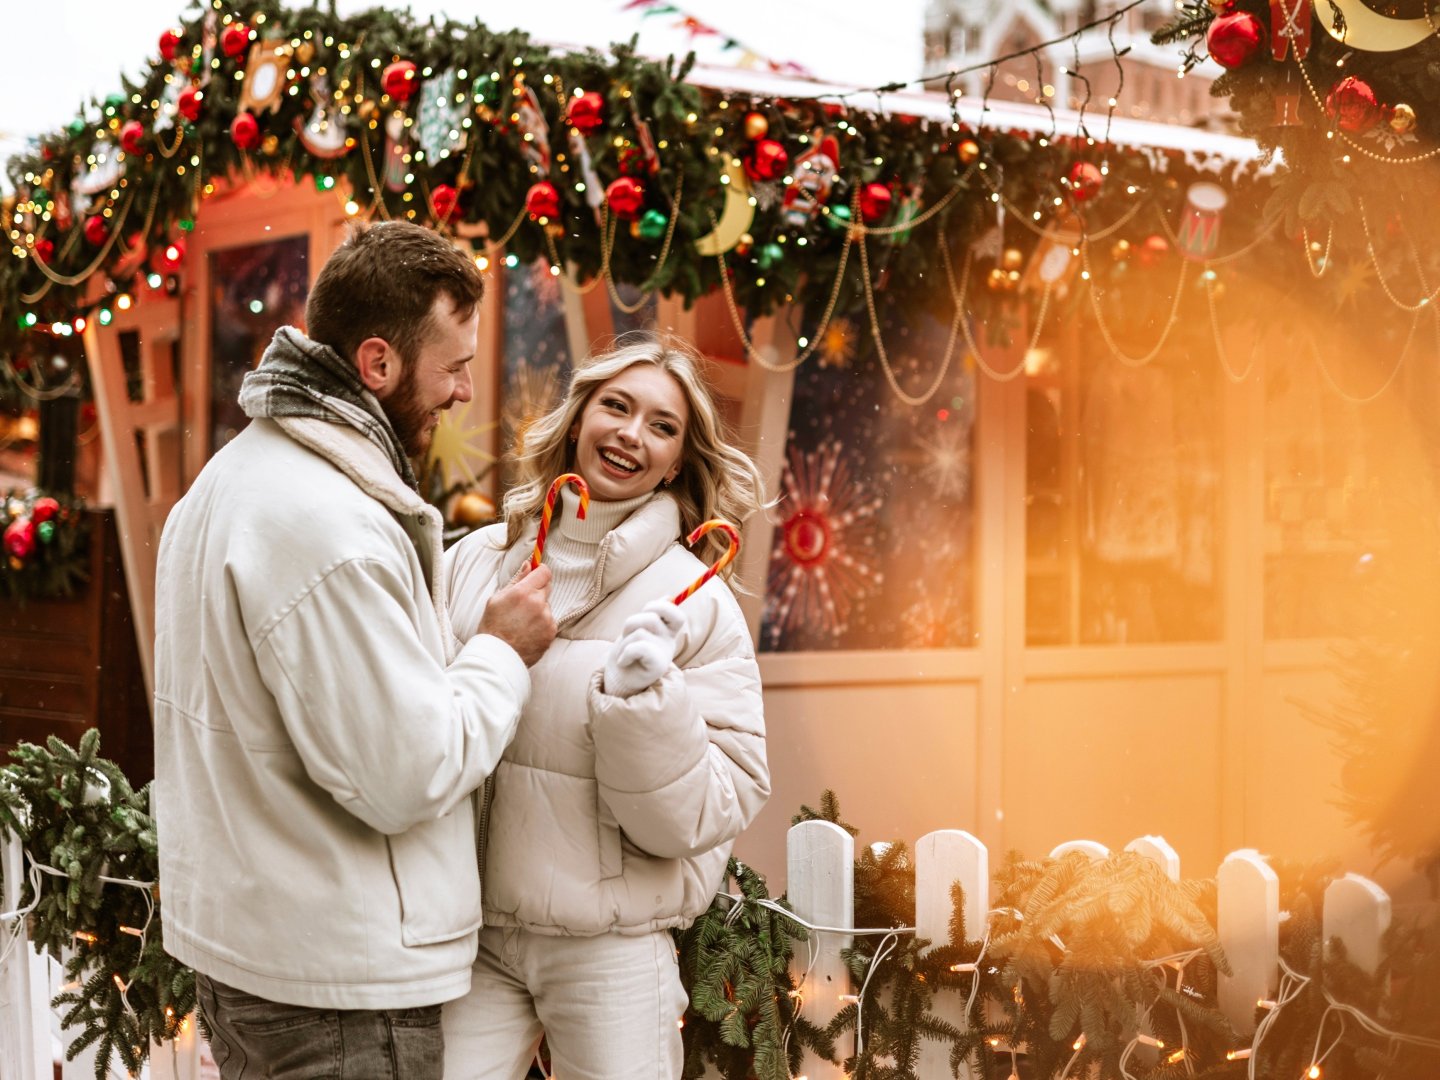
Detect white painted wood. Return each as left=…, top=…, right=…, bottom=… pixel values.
left=1216, top=849, right=1279, bottom=1035
left=147, top=1014, right=202, bottom=1080
left=915, top=829, right=988, bottom=1080
left=0, top=829, right=46, bottom=1080
left=787, top=820, right=854, bottom=1080
left=1323, top=873, right=1391, bottom=976
left=1049, top=840, right=1109, bottom=861
left=1125, top=835, right=1181, bottom=881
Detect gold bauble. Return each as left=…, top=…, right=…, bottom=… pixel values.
left=1206, top=0, right=1229, bottom=10
left=453, top=490, right=495, bottom=527
left=1390, top=103, right=1417, bottom=134
left=6, top=499, right=22, bottom=519
left=1111, top=238, right=1132, bottom=261
left=743, top=111, right=769, bottom=140
left=735, top=231, right=754, bottom=256
left=986, top=267, right=1007, bottom=291
left=8, top=556, right=21, bottom=571
left=261, top=134, right=280, bottom=156
left=295, top=42, right=316, bottom=65
left=357, top=100, right=378, bottom=122
left=1001, top=247, right=1024, bottom=272
left=957, top=139, right=981, bottom=165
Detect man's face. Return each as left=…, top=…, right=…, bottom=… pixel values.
left=380, top=294, right=478, bottom=459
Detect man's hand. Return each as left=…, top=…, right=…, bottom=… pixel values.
left=476, top=564, right=556, bottom=666
left=602, top=599, right=687, bottom=698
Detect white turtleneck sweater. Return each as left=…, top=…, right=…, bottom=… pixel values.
left=543, top=486, right=655, bottom=624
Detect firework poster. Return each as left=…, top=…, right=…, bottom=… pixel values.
left=760, top=305, right=977, bottom=652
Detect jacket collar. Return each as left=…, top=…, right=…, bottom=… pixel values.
left=498, top=492, right=681, bottom=596
left=276, top=417, right=434, bottom=523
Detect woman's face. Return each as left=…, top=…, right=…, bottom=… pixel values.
left=570, top=364, right=689, bottom=501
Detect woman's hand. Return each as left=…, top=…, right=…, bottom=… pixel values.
left=602, top=599, right=687, bottom=697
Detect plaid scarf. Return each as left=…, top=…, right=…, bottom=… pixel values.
left=238, top=326, right=417, bottom=490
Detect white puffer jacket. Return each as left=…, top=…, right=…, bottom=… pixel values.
left=444, top=493, right=769, bottom=936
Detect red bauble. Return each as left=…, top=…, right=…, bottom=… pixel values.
left=157, top=238, right=186, bottom=273
left=744, top=138, right=788, bottom=182
left=1067, top=161, right=1104, bottom=202
left=567, top=91, right=605, bottom=136
left=1326, top=76, right=1381, bottom=134
left=31, top=497, right=59, bottom=524
left=221, top=22, right=251, bottom=59
left=178, top=86, right=203, bottom=123
left=4, top=519, right=36, bottom=560
left=159, top=28, right=183, bottom=62
left=859, top=181, right=893, bottom=224
left=431, top=184, right=459, bottom=222
left=83, top=215, right=109, bottom=246
left=120, top=120, right=146, bottom=156
left=33, top=238, right=54, bottom=264
left=1206, top=11, right=1263, bottom=69
left=382, top=60, right=419, bottom=103
left=230, top=112, right=261, bottom=151
left=1137, top=233, right=1171, bottom=268
left=525, top=180, right=562, bottom=221
left=605, top=176, right=645, bottom=219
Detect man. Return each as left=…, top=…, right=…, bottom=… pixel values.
left=153, top=220, right=555, bottom=1077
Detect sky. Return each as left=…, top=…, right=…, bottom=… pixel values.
left=0, top=0, right=927, bottom=172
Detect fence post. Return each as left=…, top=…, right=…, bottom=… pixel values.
left=148, top=1015, right=202, bottom=1080
left=0, top=828, right=49, bottom=1080
left=1125, top=835, right=1181, bottom=881
left=787, top=819, right=853, bottom=1080
left=915, top=830, right=988, bottom=1080
left=1323, top=873, right=1391, bottom=976
left=1049, top=840, right=1110, bottom=861
left=1216, top=849, right=1278, bottom=1035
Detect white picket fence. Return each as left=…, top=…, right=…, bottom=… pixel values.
left=2, top=823, right=1392, bottom=1079
left=0, top=828, right=201, bottom=1080
left=779, top=821, right=1392, bottom=1080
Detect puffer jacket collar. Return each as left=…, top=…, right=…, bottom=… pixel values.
left=496, top=492, right=681, bottom=621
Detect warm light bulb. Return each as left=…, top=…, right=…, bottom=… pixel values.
left=1227, top=1049, right=1253, bottom=1061
left=1307, top=1068, right=1321, bottom=1080
left=1073, top=1034, right=1086, bottom=1051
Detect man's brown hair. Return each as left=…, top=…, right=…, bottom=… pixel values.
left=305, top=220, right=485, bottom=367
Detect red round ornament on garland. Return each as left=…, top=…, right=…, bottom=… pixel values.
left=859, top=181, right=893, bottom=224
left=1067, top=161, right=1104, bottom=202
left=1326, top=76, right=1381, bottom=134
left=431, top=184, right=459, bottom=223
left=230, top=112, right=261, bottom=151
left=83, top=215, right=109, bottom=246
left=744, top=138, right=788, bottom=182
left=1137, top=233, right=1171, bottom=268
left=605, top=176, right=645, bottom=219
left=383, top=60, right=419, bottom=103
left=567, top=91, right=606, bottom=136
left=120, top=121, right=146, bottom=156
left=4, top=519, right=36, bottom=560
left=178, top=86, right=203, bottom=123
left=31, top=497, right=59, bottom=524
left=159, top=27, right=183, bottom=62
left=33, top=238, right=54, bottom=264
left=525, top=180, right=561, bottom=221
left=157, top=238, right=186, bottom=273
left=1206, top=11, right=1263, bottom=69
left=221, top=22, right=251, bottom=59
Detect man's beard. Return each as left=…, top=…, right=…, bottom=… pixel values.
left=380, top=366, right=435, bottom=460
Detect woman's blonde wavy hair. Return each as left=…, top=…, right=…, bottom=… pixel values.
left=500, top=331, right=766, bottom=580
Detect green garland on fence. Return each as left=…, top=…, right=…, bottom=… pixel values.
left=0, top=489, right=90, bottom=601
left=5, top=744, right=1438, bottom=1079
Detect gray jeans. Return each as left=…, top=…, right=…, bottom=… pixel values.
left=196, top=973, right=443, bottom=1079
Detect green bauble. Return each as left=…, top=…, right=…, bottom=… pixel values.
left=67, top=119, right=86, bottom=136
left=756, top=242, right=784, bottom=271
left=103, top=93, right=126, bottom=113
left=37, top=521, right=55, bottom=545
left=826, top=204, right=852, bottom=231
left=637, top=209, right=668, bottom=241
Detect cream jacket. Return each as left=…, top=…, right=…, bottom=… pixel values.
left=153, top=417, right=530, bottom=1009
left=444, top=494, right=769, bottom=936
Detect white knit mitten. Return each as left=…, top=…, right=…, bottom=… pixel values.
left=602, top=600, right=687, bottom=698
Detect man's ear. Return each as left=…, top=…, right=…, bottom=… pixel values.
left=355, top=337, right=398, bottom=396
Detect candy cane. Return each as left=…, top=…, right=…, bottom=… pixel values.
left=530, top=473, right=590, bottom=570
left=672, top=519, right=740, bottom=605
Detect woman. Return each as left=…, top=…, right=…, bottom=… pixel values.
left=442, top=332, right=770, bottom=1079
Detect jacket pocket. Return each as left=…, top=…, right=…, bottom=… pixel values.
left=596, top=792, right=624, bottom=880
left=386, top=812, right=483, bottom=947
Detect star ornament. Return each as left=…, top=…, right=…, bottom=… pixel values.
left=427, top=398, right=496, bottom=491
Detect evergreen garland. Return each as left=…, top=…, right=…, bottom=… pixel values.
left=0, top=489, right=90, bottom=602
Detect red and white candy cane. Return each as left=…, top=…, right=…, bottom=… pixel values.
left=529, top=473, right=590, bottom=570
left=672, top=520, right=740, bottom=605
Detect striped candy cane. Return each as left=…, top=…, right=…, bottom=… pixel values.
left=530, top=473, right=590, bottom=570
left=672, top=520, right=740, bottom=604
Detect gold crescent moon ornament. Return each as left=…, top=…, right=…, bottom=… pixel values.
left=693, top=158, right=755, bottom=257
left=1313, top=0, right=1440, bottom=52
